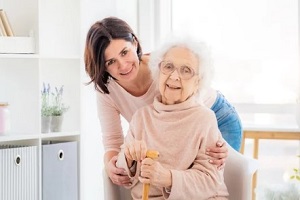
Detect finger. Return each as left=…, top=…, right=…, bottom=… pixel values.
left=140, top=170, right=151, bottom=179
left=206, top=152, right=227, bottom=159
left=127, top=143, right=138, bottom=161
left=209, top=158, right=225, bottom=166
left=217, top=163, right=225, bottom=170
left=206, top=147, right=227, bottom=154
left=109, top=156, right=126, bottom=175
left=124, top=146, right=133, bottom=161
left=111, top=173, right=131, bottom=185
left=216, top=140, right=225, bottom=147
left=138, top=176, right=150, bottom=184
left=143, top=157, right=153, bottom=164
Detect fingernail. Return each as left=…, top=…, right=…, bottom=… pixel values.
left=206, top=148, right=210, bottom=152
left=206, top=151, right=209, bottom=155
left=209, top=160, right=213, bottom=163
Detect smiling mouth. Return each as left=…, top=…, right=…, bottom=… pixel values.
left=166, top=84, right=181, bottom=89
left=120, top=67, right=133, bottom=75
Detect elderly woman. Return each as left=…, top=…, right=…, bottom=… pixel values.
left=116, top=37, right=229, bottom=200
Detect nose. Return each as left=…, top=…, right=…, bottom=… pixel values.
left=169, top=69, right=180, bottom=80
left=117, top=58, right=128, bottom=69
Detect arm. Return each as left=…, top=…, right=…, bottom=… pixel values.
left=168, top=126, right=227, bottom=199
left=116, top=128, right=147, bottom=189
left=138, top=120, right=228, bottom=199
left=96, top=92, right=131, bottom=186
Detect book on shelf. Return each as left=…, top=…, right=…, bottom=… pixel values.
left=0, top=9, right=14, bottom=37
left=0, top=14, right=7, bottom=36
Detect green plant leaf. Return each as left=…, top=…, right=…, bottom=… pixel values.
left=293, top=168, right=299, bottom=173
left=290, top=175, right=295, bottom=179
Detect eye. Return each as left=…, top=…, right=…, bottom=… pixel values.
left=181, top=66, right=192, bottom=74
left=121, top=49, right=128, bottom=56
left=105, top=59, right=116, bottom=67
left=163, top=62, right=174, bottom=71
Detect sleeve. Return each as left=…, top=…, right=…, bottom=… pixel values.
left=116, top=113, right=141, bottom=189
left=96, top=91, right=124, bottom=152
left=166, top=113, right=226, bottom=200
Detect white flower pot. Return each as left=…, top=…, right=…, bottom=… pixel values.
left=41, top=116, right=52, bottom=133
left=50, top=115, right=63, bottom=132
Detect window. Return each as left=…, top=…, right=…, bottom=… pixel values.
left=158, top=0, right=299, bottom=105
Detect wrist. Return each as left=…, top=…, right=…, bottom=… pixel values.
left=164, top=169, right=172, bottom=188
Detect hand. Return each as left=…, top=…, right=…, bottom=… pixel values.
left=139, top=158, right=172, bottom=188
left=206, top=140, right=228, bottom=169
left=105, top=155, right=132, bottom=186
left=124, top=139, right=147, bottom=163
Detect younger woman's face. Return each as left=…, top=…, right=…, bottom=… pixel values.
left=104, top=39, right=139, bottom=83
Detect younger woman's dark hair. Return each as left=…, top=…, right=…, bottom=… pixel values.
left=84, top=17, right=143, bottom=94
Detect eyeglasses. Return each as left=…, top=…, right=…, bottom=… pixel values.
left=159, top=61, right=197, bottom=80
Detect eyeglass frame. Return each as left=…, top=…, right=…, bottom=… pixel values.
left=159, top=61, right=199, bottom=80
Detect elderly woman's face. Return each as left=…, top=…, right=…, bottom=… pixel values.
left=159, top=46, right=199, bottom=105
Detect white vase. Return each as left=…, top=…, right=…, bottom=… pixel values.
left=50, top=115, right=63, bottom=132
left=41, top=116, right=52, bottom=133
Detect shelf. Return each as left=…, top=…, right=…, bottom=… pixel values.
left=41, top=131, right=80, bottom=140
left=0, top=0, right=81, bottom=199
left=0, top=54, right=80, bottom=59
left=0, top=131, right=80, bottom=142
left=0, top=53, right=39, bottom=59
left=0, top=133, right=40, bottom=142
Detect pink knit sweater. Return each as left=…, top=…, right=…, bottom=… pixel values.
left=117, top=95, right=229, bottom=200
left=97, top=79, right=216, bottom=153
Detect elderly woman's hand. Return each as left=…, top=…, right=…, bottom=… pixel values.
left=139, top=158, right=172, bottom=188
left=206, top=140, right=228, bottom=169
left=124, top=139, right=147, bottom=164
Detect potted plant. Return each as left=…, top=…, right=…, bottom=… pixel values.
left=41, top=83, right=69, bottom=133
left=49, top=85, right=69, bottom=132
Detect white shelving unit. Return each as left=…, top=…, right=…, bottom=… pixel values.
left=0, top=0, right=81, bottom=199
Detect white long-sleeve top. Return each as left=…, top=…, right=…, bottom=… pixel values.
left=116, top=95, right=228, bottom=200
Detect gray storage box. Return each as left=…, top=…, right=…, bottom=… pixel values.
left=42, top=141, right=78, bottom=200
left=0, top=145, right=38, bottom=200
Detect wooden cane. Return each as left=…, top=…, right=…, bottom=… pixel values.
left=142, top=150, right=159, bottom=200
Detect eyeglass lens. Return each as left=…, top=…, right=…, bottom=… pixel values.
left=160, top=61, right=195, bottom=80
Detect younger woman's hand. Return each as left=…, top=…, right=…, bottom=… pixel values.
left=206, top=140, right=228, bottom=169
left=106, top=155, right=132, bottom=186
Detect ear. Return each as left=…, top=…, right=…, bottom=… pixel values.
left=193, top=76, right=201, bottom=94
left=132, top=37, right=138, bottom=49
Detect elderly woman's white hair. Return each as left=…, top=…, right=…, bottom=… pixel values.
left=149, top=36, right=214, bottom=97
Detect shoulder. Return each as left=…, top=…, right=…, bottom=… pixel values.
left=194, top=104, right=217, bottom=121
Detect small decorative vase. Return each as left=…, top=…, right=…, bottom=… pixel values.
left=41, top=116, right=52, bottom=133
left=50, top=115, right=63, bottom=132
